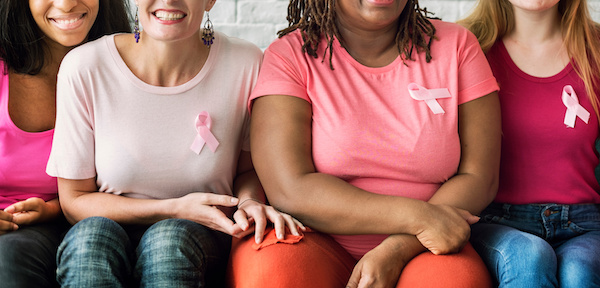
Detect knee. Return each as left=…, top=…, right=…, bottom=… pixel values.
left=58, top=217, right=130, bottom=261
left=558, top=248, right=600, bottom=287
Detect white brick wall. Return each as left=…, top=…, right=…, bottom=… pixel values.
left=130, top=0, right=600, bottom=50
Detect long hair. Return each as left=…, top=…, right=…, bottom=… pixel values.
left=278, top=0, right=437, bottom=69
left=0, top=0, right=132, bottom=75
left=458, top=0, right=600, bottom=122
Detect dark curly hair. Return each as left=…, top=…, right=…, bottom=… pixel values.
left=0, top=0, right=132, bottom=75
left=278, top=0, right=437, bottom=69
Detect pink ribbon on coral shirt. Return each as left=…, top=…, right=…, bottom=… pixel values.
left=190, top=111, right=219, bottom=153
left=407, top=83, right=451, bottom=114
left=562, top=85, right=589, bottom=128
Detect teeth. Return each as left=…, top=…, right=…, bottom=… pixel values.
left=155, top=11, right=185, bottom=21
left=54, top=17, right=80, bottom=24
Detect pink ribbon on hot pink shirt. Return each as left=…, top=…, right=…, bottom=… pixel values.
left=562, top=85, right=589, bottom=128
left=407, top=83, right=451, bottom=114
left=190, top=111, right=219, bottom=153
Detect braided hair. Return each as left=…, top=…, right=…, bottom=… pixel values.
left=278, top=0, right=437, bottom=69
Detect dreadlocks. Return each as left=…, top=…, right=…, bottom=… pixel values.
left=278, top=0, right=437, bottom=70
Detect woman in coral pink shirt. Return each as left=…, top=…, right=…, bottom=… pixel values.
left=228, top=0, right=501, bottom=287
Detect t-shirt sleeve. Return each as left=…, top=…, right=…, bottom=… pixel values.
left=46, top=53, right=97, bottom=179
left=455, top=29, right=499, bottom=104
left=249, top=34, right=310, bottom=108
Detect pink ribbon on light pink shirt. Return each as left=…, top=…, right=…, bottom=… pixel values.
left=407, top=83, right=451, bottom=114
left=190, top=111, right=219, bottom=154
left=562, top=85, right=589, bottom=128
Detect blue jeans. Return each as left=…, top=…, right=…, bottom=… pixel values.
left=471, top=203, right=600, bottom=288
left=56, top=217, right=231, bottom=288
left=0, top=217, right=69, bottom=288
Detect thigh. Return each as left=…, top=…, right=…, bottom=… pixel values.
left=0, top=218, right=69, bottom=288
left=396, top=243, right=492, bottom=288
left=136, top=219, right=231, bottom=288
left=471, top=222, right=558, bottom=288
left=555, top=230, right=600, bottom=288
left=57, top=217, right=133, bottom=288
left=227, top=228, right=356, bottom=288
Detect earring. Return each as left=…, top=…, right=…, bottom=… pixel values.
left=134, top=7, right=140, bottom=43
left=202, top=12, right=214, bottom=47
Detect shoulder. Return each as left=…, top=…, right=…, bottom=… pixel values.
left=215, top=31, right=263, bottom=64
left=266, top=30, right=304, bottom=55
left=60, top=35, right=115, bottom=73
left=430, top=19, right=478, bottom=43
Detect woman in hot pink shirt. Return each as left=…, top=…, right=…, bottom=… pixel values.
left=459, top=0, right=600, bottom=287
left=228, top=0, right=501, bottom=287
left=0, top=0, right=130, bottom=287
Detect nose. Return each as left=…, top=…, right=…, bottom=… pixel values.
left=53, top=0, right=78, bottom=12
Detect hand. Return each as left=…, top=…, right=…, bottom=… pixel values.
left=173, top=192, right=245, bottom=236
left=233, top=199, right=305, bottom=243
left=346, top=235, right=410, bottom=288
left=415, top=204, right=479, bottom=255
left=4, top=197, right=58, bottom=226
left=0, top=210, right=18, bottom=235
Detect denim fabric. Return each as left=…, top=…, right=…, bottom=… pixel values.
left=57, top=217, right=231, bottom=288
left=471, top=203, right=600, bottom=288
left=0, top=217, right=69, bottom=288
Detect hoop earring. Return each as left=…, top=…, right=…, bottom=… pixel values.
left=202, top=12, right=214, bottom=47
left=134, top=7, right=140, bottom=43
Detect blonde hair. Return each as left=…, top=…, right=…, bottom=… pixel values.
left=458, top=0, right=600, bottom=122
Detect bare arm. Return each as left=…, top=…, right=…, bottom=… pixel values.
left=346, top=92, right=501, bottom=287
left=57, top=178, right=243, bottom=235
left=250, top=95, right=478, bottom=246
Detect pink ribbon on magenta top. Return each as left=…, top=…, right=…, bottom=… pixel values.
left=190, top=111, right=219, bottom=154
left=562, top=85, right=590, bottom=128
left=407, top=83, right=452, bottom=114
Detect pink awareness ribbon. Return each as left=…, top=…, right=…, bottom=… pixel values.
left=190, top=111, right=220, bottom=153
left=407, top=83, right=452, bottom=114
left=562, top=85, right=589, bottom=128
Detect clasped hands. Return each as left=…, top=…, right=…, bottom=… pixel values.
left=172, top=193, right=305, bottom=244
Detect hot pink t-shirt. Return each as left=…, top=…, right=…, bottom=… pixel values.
left=0, top=61, right=57, bottom=209
left=250, top=20, right=499, bottom=258
left=488, top=41, right=600, bottom=205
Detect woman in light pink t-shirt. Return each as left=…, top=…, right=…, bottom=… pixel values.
left=228, top=0, right=501, bottom=287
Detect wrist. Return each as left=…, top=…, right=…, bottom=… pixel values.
left=237, top=198, right=264, bottom=208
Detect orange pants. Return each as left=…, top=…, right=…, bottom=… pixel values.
left=227, top=229, right=492, bottom=288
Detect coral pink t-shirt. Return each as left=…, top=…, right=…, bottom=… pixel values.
left=250, top=20, right=499, bottom=258
left=0, top=61, right=57, bottom=209
left=488, top=41, right=600, bottom=204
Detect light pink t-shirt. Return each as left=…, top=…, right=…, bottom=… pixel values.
left=251, top=20, right=499, bottom=258
left=47, top=32, right=261, bottom=200
left=488, top=41, right=600, bottom=204
left=0, top=61, right=57, bottom=209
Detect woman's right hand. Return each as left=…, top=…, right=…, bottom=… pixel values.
left=414, top=204, right=479, bottom=255
left=172, top=192, right=245, bottom=236
left=0, top=210, right=18, bottom=235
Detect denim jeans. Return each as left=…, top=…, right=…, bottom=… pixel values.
left=56, top=217, right=231, bottom=288
left=0, top=216, right=70, bottom=288
left=471, top=203, right=600, bottom=288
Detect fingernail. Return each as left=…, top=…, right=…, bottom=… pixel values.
left=231, top=198, right=238, bottom=203
left=277, top=233, right=284, bottom=239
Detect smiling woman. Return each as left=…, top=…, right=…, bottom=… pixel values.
left=45, top=0, right=304, bottom=286
left=0, top=0, right=130, bottom=287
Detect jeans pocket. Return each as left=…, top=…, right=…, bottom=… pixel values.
left=568, top=220, right=600, bottom=234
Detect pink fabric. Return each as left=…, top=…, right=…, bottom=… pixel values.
left=250, top=20, right=499, bottom=258
left=0, top=61, right=57, bottom=209
left=488, top=41, right=600, bottom=205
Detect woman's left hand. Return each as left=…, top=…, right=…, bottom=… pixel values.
left=4, top=197, right=60, bottom=225
left=233, top=199, right=305, bottom=243
left=346, top=234, right=417, bottom=288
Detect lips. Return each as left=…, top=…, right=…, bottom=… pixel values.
left=366, top=0, right=395, bottom=5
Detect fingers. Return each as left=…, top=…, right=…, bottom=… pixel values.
left=233, top=209, right=250, bottom=231
left=198, top=193, right=239, bottom=207
left=0, top=212, right=18, bottom=233
left=346, top=268, right=361, bottom=288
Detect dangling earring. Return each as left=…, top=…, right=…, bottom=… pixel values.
left=134, top=7, right=140, bottom=43
left=202, top=12, right=214, bottom=47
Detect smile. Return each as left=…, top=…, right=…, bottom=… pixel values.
left=154, top=10, right=186, bottom=21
